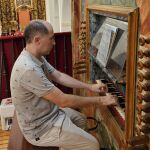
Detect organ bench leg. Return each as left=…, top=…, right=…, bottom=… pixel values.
left=7, top=114, right=59, bottom=150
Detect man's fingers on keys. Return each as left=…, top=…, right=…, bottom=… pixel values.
left=112, top=95, right=118, bottom=105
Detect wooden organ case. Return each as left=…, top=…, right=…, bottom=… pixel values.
left=85, top=5, right=150, bottom=150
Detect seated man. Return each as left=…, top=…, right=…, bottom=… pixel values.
left=10, top=20, right=117, bottom=150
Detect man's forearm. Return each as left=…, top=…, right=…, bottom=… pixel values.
left=56, top=72, right=91, bottom=90
left=61, top=93, right=100, bottom=108
left=43, top=86, right=117, bottom=108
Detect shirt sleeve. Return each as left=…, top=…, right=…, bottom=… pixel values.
left=42, top=57, right=55, bottom=73
left=20, top=67, right=55, bottom=97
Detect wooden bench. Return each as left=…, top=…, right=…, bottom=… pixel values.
left=7, top=115, right=59, bottom=150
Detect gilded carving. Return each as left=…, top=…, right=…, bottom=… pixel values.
left=32, top=0, right=46, bottom=20
left=0, top=0, right=46, bottom=34
left=0, top=0, right=16, bottom=34
left=15, top=0, right=32, bottom=8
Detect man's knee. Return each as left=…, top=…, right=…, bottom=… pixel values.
left=85, top=139, right=100, bottom=150
left=93, top=140, right=100, bottom=150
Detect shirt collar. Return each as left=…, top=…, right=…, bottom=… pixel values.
left=22, top=49, right=44, bottom=67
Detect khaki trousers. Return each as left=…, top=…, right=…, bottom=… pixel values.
left=25, top=108, right=100, bottom=150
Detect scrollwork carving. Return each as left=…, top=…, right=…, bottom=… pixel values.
left=0, top=0, right=46, bottom=34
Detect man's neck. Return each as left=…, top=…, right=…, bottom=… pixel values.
left=25, top=45, right=42, bottom=60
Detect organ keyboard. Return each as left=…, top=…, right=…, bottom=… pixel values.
left=97, top=79, right=126, bottom=128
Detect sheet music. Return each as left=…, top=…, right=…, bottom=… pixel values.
left=96, top=23, right=118, bottom=67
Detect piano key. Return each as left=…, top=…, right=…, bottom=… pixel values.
left=108, top=87, right=118, bottom=92
left=109, top=105, right=125, bottom=128
left=114, top=106, right=125, bottom=120
left=119, top=102, right=125, bottom=108
left=111, top=91, right=121, bottom=95
left=100, top=79, right=109, bottom=83
left=107, top=82, right=114, bottom=85
left=118, top=97, right=125, bottom=103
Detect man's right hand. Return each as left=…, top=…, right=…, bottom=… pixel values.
left=98, top=94, right=118, bottom=106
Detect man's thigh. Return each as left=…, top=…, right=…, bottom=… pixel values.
left=59, top=116, right=99, bottom=150
left=61, top=108, right=87, bottom=129
left=26, top=115, right=99, bottom=150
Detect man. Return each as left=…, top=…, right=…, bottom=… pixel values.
left=10, top=20, right=117, bottom=150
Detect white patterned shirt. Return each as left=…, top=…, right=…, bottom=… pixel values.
left=10, top=49, right=64, bottom=139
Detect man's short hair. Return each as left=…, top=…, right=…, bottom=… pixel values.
left=24, top=20, right=49, bottom=43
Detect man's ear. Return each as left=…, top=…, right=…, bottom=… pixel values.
left=34, top=35, right=40, bottom=44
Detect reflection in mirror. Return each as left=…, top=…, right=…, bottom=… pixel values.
left=89, top=12, right=128, bottom=82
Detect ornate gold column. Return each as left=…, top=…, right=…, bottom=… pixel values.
left=32, top=0, right=46, bottom=20
left=0, top=0, right=46, bottom=34
left=0, top=0, right=16, bottom=33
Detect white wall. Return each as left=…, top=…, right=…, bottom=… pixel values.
left=45, top=0, right=71, bottom=32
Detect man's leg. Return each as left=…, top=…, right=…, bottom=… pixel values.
left=59, top=115, right=99, bottom=150
left=25, top=116, right=99, bottom=150
left=24, top=108, right=99, bottom=150
left=61, top=108, right=87, bottom=129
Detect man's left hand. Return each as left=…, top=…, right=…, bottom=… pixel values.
left=89, top=82, right=108, bottom=95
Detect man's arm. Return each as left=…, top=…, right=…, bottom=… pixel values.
left=49, top=70, right=107, bottom=93
left=43, top=86, right=117, bottom=108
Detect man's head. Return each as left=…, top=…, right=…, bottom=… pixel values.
left=24, top=20, right=55, bottom=56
